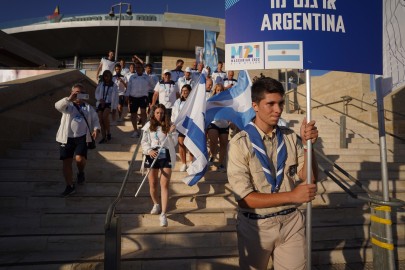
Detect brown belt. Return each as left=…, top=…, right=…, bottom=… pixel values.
left=242, top=208, right=296, bottom=220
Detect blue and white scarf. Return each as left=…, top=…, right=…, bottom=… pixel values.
left=244, top=122, right=287, bottom=193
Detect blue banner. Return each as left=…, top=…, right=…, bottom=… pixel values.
left=204, top=30, right=219, bottom=73
left=225, top=0, right=383, bottom=74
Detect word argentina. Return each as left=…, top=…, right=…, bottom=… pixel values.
left=261, top=13, right=345, bottom=32
left=261, top=0, right=345, bottom=33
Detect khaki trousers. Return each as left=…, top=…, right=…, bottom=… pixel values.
left=237, top=210, right=307, bottom=270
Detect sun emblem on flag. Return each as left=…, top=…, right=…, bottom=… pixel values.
left=281, top=50, right=286, bottom=55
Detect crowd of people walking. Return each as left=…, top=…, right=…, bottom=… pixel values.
left=55, top=50, right=238, bottom=226
left=55, top=50, right=318, bottom=269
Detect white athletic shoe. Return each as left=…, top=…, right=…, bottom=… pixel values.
left=179, top=163, right=187, bottom=172
left=150, top=204, right=161, bottom=215
left=160, top=213, right=168, bottom=227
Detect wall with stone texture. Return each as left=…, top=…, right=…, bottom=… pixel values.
left=0, top=69, right=97, bottom=156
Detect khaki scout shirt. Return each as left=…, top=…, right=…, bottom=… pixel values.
left=226, top=123, right=305, bottom=215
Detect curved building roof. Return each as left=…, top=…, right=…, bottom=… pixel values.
left=2, top=12, right=222, bottom=59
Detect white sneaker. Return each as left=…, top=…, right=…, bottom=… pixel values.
left=130, top=131, right=139, bottom=138
left=179, top=163, right=187, bottom=172
left=160, top=213, right=168, bottom=227
left=150, top=204, right=161, bottom=215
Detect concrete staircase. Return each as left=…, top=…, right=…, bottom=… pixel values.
left=0, top=114, right=404, bottom=269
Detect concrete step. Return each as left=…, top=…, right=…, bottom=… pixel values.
left=1, top=208, right=403, bottom=235
left=1, top=177, right=404, bottom=198
left=0, top=194, right=238, bottom=212
left=0, top=180, right=233, bottom=196
left=1, top=191, right=404, bottom=214
left=0, top=234, right=403, bottom=267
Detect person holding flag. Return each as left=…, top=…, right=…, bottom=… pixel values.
left=226, top=76, right=319, bottom=269
left=141, top=104, right=176, bottom=227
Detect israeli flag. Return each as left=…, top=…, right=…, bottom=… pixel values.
left=265, top=41, right=303, bottom=69
left=206, top=70, right=255, bottom=130
left=174, top=73, right=208, bottom=186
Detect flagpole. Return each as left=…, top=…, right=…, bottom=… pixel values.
left=203, top=29, right=206, bottom=67
left=375, top=80, right=395, bottom=270
left=305, top=69, right=313, bottom=269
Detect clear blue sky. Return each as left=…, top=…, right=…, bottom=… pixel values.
left=0, top=0, right=225, bottom=23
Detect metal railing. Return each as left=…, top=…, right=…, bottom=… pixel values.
left=314, top=147, right=404, bottom=207
left=104, top=133, right=143, bottom=270
left=313, top=147, right=404, bottom=270
left=343, top=95, right=405, bottom=120
left=286, top=90, right=405, bottom=142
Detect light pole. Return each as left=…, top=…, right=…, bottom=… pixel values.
left=109, top=2, right=132, bottom=62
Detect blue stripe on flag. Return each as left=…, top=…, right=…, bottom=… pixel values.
left=268, top=55, right=300, bottom=61
left=268, top=44, right=300, bottom=50
left=187, top=166, right=208, bottom=186
left=182, top=116, right=208, bottom=157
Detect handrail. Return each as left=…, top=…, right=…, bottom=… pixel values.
left=104, top=132, right=143, bottom=230
left=293, top=91, right=405, bottom=142
left=295, top=131, right=405, bottom=207
left=314, top=148, right=405, bottom=208
left=347, top=95, right=405, bottom=119
left=312, top=98, right=350, bottom=110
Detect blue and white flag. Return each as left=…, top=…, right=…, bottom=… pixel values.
left=204, top=30, right=218, bottom=72
left=206, top=70, right=255, bottom=130
left=174, top=73, right=208, bottom=186
left=265, top=41, right=303, bottom=69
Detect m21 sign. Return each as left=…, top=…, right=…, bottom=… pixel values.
left=225, top=0, right=383, bottom=74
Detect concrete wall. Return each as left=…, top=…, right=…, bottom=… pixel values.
left=0, top=69, right=97, bottom=156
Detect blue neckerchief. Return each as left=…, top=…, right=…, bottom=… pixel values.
left=244, top=122, right=287, bottom=193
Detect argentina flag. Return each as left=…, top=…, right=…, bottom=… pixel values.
left=265, top=41, right=303, bottom=69
left=174, top=73, right=208, bottom=186
left=206, top=70, right=255, bottom=130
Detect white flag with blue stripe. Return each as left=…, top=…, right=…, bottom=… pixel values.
left=265, top=41, right=303, bottom=69
left=174, top=73, right=208, bottom=186
left=206, top=70, right=255, bottom=130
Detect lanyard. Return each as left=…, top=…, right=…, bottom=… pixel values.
left=103, top=85, right=110, bottom=101
left=162, top=82, right=173, bottom=96
left=154, top=130, right=160, bottom=145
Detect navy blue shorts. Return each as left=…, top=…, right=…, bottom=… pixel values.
left=97, top=103, right=111, bottom=112
left=207, top=123, right=229, bottom=135
left=59, top=135, right=87, bottom=160
left=129, top=96, right=148, bottom=113
left=144, top=149, right=171, bottom=169
left=118, top=95, right=126, bottom=106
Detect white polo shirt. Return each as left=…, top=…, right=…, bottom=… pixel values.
left=177, top=76, right=194, bottom=93
left=223, top=78, right=238, bottom=89
left=100, top=58, right=115, bottom=74
left=154, top=80, right=178, bottom=109
left=113, top=74, right=127, bottom=96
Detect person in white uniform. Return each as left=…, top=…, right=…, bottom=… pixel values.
left=96, top=50, right=115, bottom=82
left=151, top=69, right=178, bottom=121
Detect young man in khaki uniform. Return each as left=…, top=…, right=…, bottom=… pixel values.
left=227, top=77, right=319, bottom=270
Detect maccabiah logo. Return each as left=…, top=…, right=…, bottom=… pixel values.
left=230, top=44, right=261, bottom=64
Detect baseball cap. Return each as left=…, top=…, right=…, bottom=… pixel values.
left=163, top=69, right=171, bottom=75
left=185, top=67, right=192, bottom=73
